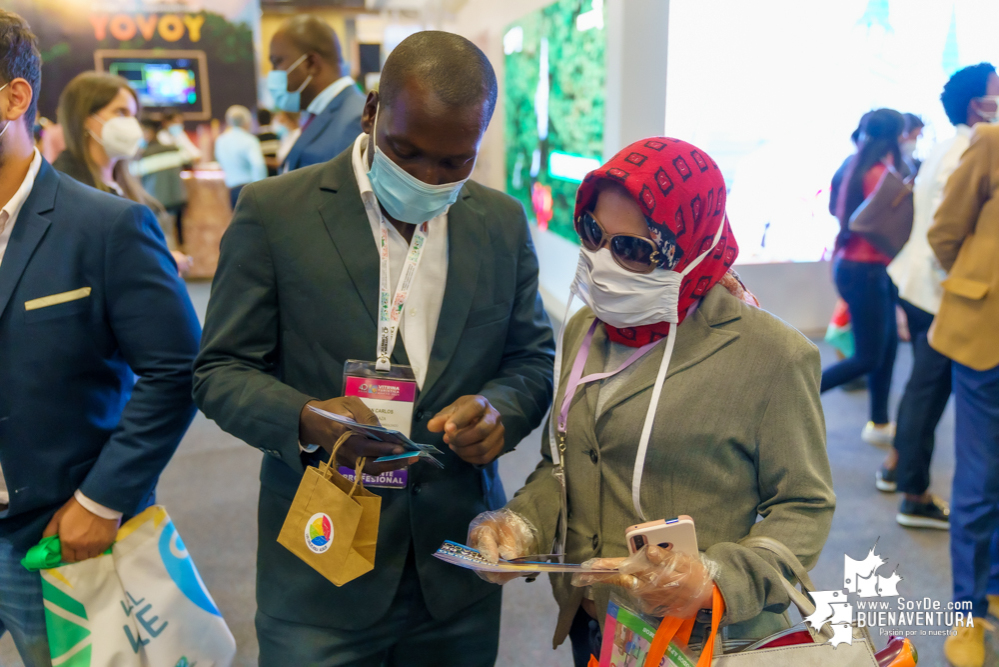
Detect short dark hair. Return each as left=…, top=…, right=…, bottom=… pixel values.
left=941, top=63, right=996, bottom=126
left=278, top=15, right=343, bottom=68
left=162, top=107, right=183, bottom=122
left=903, top=113, right=924, bottom=134
left=0, top=10, right=42, bottom=128
left=257, top=107, right=272, bottom=126
left=379, top=31, right=498, bottom=126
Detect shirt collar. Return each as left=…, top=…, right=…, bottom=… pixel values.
left=305, top=76, right=356, bottom=118
left=956, top=123, right=973, bottom=137
left=0, top=148, right=43, bottom=231
left=351, top=131, right=375, bottom=197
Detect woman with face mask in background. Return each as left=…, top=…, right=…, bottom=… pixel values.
left=467, top=138, right=835, bottom=665
left=53, top=72, right=191, bottom=275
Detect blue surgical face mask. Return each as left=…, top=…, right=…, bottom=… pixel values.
left=266, top=54, right=312, bottom=113
left=367, top=105, right=471, bottom=225
left=275, top=123, right=289, bottom=140
left=168, top=123, right=184, bottom=137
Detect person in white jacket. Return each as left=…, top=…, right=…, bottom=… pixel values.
left=879, top=62, right=999, bottom=529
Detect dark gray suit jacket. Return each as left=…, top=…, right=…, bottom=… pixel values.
left=193, top=149, right=555, bottom=629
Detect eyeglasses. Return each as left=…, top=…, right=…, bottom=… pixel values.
left=574, top=211, right=662, bottom=274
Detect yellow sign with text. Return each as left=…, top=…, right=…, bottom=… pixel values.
left=89, top=14, right=205, bottom=43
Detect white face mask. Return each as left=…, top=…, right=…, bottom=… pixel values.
left=90, top=115, right=144, bottom=160
left=572, top=247, right=684, bottom=328
left=900, top=139, right=917, bottom=160
left=973, top=95, right=999, bottom=123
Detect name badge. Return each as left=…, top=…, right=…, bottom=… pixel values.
left=341, top=360, right=418, bottom=488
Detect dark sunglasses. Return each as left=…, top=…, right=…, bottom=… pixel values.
left=574, top=211, right=662, bottom=274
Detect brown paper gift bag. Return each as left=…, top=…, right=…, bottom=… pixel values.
left=277, top=432, right=382, bottom=586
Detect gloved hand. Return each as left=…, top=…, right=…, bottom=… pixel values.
left=571, top=545, right=716, bottom=618
left=467, top=509, right=538, bottom=584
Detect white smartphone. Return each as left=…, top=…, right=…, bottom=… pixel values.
left=625, top=515, right=698, bottom=556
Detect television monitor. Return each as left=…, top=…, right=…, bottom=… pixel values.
left=94, top=50, right=211, bottom=121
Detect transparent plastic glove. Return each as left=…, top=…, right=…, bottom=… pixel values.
left=467, top=509, right=538, bottom=584
left=571, top=545, right=715, bottom=618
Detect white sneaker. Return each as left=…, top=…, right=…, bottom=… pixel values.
left=861, top=422, right=895, bottom=449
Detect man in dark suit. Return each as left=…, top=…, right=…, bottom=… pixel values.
left=268, top=15, right=364, bottom=172
left=195, top=31, right=554, bottom=666
left=0, top=11, right=201, bottom=665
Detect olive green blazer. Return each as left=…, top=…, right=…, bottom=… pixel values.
left=506, top=285, right=836, bottom=647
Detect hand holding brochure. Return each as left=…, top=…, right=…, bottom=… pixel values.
left=433, top=540, right=620, bottom=575
left=307, top=405, right=444, bottom=468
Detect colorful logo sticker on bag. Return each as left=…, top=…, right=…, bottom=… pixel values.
left=306, top=513, right=333, bottom=553
left=158, top=522, right=222, bottom=616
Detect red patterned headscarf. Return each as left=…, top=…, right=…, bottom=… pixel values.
left=575, top=137, right=753, bottom=347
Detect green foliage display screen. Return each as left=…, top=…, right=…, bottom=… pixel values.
left=504, top=0, right=606, bottom=244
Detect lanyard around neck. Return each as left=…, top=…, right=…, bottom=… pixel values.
left=376, top=216, right=429, bottom=371
left=557, top=320, right=661, bottom=433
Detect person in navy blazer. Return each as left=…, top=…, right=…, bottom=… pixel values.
left=0, top=11, right=201, bottom=665
left=268, top=15, right=364, bottom=172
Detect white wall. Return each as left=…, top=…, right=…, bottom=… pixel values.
left=735, top=262, right=838, bottom=337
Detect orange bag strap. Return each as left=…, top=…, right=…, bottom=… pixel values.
left=644, top=585, right=726, bottom=667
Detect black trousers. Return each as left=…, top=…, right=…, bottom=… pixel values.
left=569, top=607, right=601, bottom=667
left=895, top=299, right=952, bottom=495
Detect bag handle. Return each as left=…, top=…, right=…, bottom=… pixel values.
left=323, top=431, right=354, bottom=471
left=645, top=586, right=725, bottom=667
left=322, top=432, right=368, bottom=498
left=739, top=536, right=818, bottom=619
left=347, top=457, right=367, bottom=498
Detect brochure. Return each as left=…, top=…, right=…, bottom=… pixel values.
left=433, top=541, right=620, bottom=575
left=307, top=405, right=444, bottom=468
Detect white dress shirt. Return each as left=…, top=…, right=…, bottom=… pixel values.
left=889, top=124, right=973, bottom=315
left=0, top=150, right=120, bottom=520
left=303, top=76, right=356, bottom=124
left=350, top=133, right=449, bottom=389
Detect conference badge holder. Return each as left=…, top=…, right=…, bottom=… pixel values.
left=337, top=360, right=433, bottom=489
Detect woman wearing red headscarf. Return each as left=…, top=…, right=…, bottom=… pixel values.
left=467, top=138, right=835, bottom=664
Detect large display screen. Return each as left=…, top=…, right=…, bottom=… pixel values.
left=504, top=0, right=606, bottom=243
left=666, top=0, right=999, bottom=263
left=96, top=50, right=210, bottom=118
left=110, top=61, right=198, bottom=107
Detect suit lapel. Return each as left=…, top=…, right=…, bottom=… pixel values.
left=316, top=152, right=380, bottom=326
left=419, top=189, right=483, bottom=406
left=0, top=161, right=57, bottom=321
left=592, top=287, right=742, bottom=417
left=284, top=89, right=352, bottom=170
